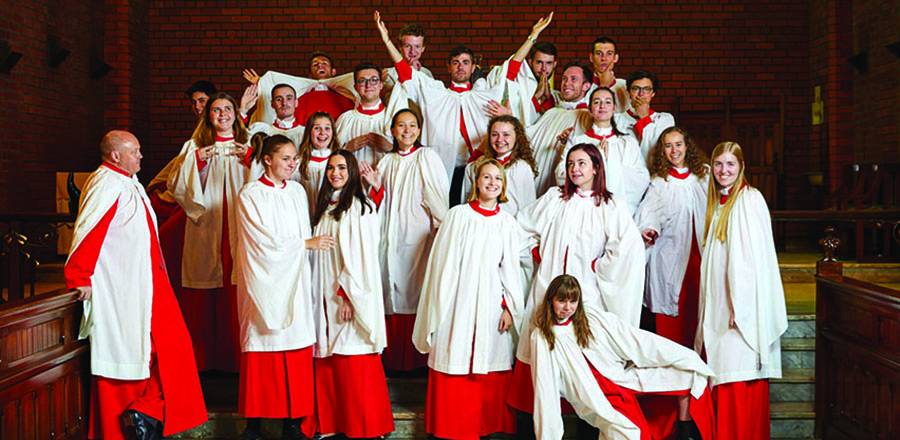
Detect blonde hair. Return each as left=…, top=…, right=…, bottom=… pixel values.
left=703, top=141, right=752, bottom=245
left=466, top=158, right=509, bottom=204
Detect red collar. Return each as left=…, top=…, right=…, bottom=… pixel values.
left=719, top=183, right=747, bottom=204
left=669, top=167, right=690, bottom=180
left=575, top=102, right=589, bottom=110
left=215, top=134, right=234, bottom=142
left=496, top=152, right=512, bottom=165
left=398, top=145, right=420, bottom=156
left=585, top=127, right=615, bottom=141
left=260, top=175, right=287, bottom=188
left=102, top=162, right=131, bottom=177
left=554, top=317, right=572, bottom=326
left=274, top=118, right=302, bottom=129
left=356, top=102, right=385, bottom=115
left=469, top=200, right=500, bottom=216
left=449, top=83, right=472, bottom=93
left=310, top=156, right=329, bottom=163
left=593, top=76, right=616, bottom=88
left=627, top=109, right=654, bottom=121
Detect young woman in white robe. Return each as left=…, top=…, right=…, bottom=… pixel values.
left=530, top=275, right=714, bottom=440
left=507, top=143, right=645, bottom=415
left=308, top=149, right=394, bottom=438
left=361, top=108, right=449, bottom=372
left=461, top=115, right=538, bottom=216
left=168, top=92, right=252, bottom=372
left=634, top=127, right=709, bottom=348
left=235, top=134, right=336, bottom=440
left=292, top=111, right=340, bottom=215
left=555, top=87, right=650, bottom=217
left=697, top=142, right=788, bottom=440
left=412, top=159, right=525, bottom=439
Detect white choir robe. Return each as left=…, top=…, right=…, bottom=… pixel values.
left=486, top=57, right=542, bottom=126
left=384, top=65, right=434, bottom=102
left=526, top=107, right=593, bottom=196
left=312, top=196, right=387, bottom=357
left=147, top=155, right=180, bottom=206
left=395, top=60, right=510, bottom=177
left=246, top=120, right=306, bottom=182
left=252, top=70, right=358, bottom=126
left=235, top=179, right=316, bottom=352
left=413, top=202, right=527, bottom=374
left=169, top=137, right=249, bottom=288
left=376, top=147, right=449, bottom=314
left=291, top=149, right=330, bottom=216
left=335, top=87, right=409, bottom=166
left=531, top=307, right=714, bottom=440
left=68, top=164, right=156, bottom=379
left=615, top=109, right=676, bottom=161
left=697, top=186, right=788, bottom=386
left=588, top=77, right=630, bottom=115
left=461, top=156, right=536, bottom=216
left=634, top=169, right=708, bottom=316
left=515, top=188, right=646, bottom=364
left=556, top=130, right=650, bottom=217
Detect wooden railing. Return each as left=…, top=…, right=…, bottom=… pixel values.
left=771, top=210, right=900, bottom=262
left=0, top=288, right=89, bottom=440
left=1, top=212, right=75, bottom=303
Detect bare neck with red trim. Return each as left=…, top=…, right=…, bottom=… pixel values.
left=259, top=174, right=287, bottom=188
left=468, top=200, right=500, bottom=216
left=215, top=133, right=235, bottom=142
left=102, top=162, right=132, bottom=177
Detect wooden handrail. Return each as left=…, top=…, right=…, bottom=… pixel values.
left=771, top=210, right=900, bottom=221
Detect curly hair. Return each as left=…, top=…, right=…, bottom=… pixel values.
left=647, top=126, right=709, bottom=180
left=476, top=115, right=538, bottom=177
left=533, top=275, right=594, bottom=351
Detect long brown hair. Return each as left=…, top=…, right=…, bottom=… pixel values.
left=533, top=275, right=594, bottom=351
left=560, top=143, right=612, bottom=206
left=312, top=150, right=373, bottom=226
left=298, top=112, right=339, bottom=181
left=647, top=126, right=709, bottom=180
left=583, top=87, right=626, bottom=136
left=476, top=115, right=538, bottom=177
left=190, top=93, right=248, bottom=147
left=465, top=158, right=509, bottom=204
left=703, top=141, right=752, bottom=245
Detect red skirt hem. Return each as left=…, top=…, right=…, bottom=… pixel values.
left=426, top=369, right=516, bottom=439
left=382, top=314, right=429, bottom=371
left=239, top=346, right=315, bottom=418
left=311, top=354, right=394, bottom=438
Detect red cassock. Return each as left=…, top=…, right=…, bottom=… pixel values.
left=65, top=163, right=206, bottom=440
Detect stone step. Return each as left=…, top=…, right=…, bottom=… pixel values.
left=770, top=402, right=815, bottom=439
left=785, top=314, right=815, bottom=338
left=781, top=337, right=816, bottom=370
left=771, top=368, right=815, bottom=403
left=388, top=377, right=426, bottom=403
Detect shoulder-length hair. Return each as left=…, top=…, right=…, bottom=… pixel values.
left=190, top=92, right=248, bottom=147
left=703, top=141, right=752, bottom=245
left=533, top=275, right=594, bottom=351
left=465, top=158, right=509, bottom=204
left=388, top=108, right=424, bottom=153
left=560, top=143, right=613, bottom=206
left=584, top=87, right=625, bottom=136
left=476, top=115, right=538, bottom=177
left=298, top=112, right=340, bottom=180
left=647, top=126, right=709, bottom=180
left=312, top=149, right=373, bottom=226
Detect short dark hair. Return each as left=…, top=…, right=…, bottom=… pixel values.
left=185, top=80, right=217, bottom=98
left=562, top=61, right=593, bottom=84
left=530, top=41, right=557, bottom=59
left=626, top=69, right=660, bottom=92
left=591, top=36, right=618, bottom=53
left=398, top=23, right=426, bottom=40
left=271, top=83, right=296, bottom=96
left=353, top=62, right=382, bottom=82
left=448, top=46, right=475, bottom=62
left=309, top=51, right=334, bottom=67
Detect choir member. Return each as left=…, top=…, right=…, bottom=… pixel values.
left=556, top=87, right=649, bottom=216
left=66, top=131, right=206, bottom=440
left=615, top=70, right=676, bottom=160
left=309, top=150, right=394, bottom=438
left=245, top=83, right=307, bottom=182
left=412, top=159, right=525, bottom=439
left=634, top=127, right=709, bottom=348
left=235, top=134, right=336, bottom=440
left=462, top=115, right=538, bottom=216
left=530, top=275, right=713, bottom=440
left=362, top=108, right=449, bottom=371
left=697, top=142, right=788, bottom=440
left=383, top=23, right=435, bottom=89
left=168, top=92, right=252, bottom=372
left=335, top=62, right=408, bottom=166
left=292, top=111, right=340, bottom=214
left=588, top=37, right=629, bottom=114
left=507, top=143, right=645, bottom=415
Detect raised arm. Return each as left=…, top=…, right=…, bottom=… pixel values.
left=512, top=12, right=554, bottom=63
left=375, top=11, right=403, bottom=64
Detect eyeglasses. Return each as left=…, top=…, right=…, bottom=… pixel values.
left=356, top=77, right=381, bottom=86
left=631, top=86, right=653, bottom=94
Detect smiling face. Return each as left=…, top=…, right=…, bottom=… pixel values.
left=560, top=66, right=590, bottom=102
left=567, top=149, right=597, bottom=191
left=271, top=86, right=296, bottom=120
left=190, top=91, right=209, bottom=117
left=354, top=68, right=383, bottom=105
left=309, top=116, right=333, bottom=150
left=325, top=154, right=349, bottom=190
left=590, top=42, right=618, bottom=76
left=310, top=55, right=335, bottom=80
left=264, top=143, right=298, bottom=183
left=530, top=51, right=557, bottom=78
left=475, top=163, right=504, bottom=204
left=209, top=98, right=235, bottom=135
left=552, top=295, right=579, bottom=321
left=400, top=34, right=425, bottom=65
left=713, top=151, right=742, bottom=188
left=589, top=89, right=616, bottom=124
left=490, top=121, right=516, bottom=157
left=391, top=111, right=420, bottom=151
left=663, top=131, right=687, bottom=168
left=448, top=53, right=474, bottom=84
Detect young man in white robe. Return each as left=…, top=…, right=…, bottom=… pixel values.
left=485, top=40, right=559, bottom=127
left=65, top=131, right=207, bottom=440
left=335, top=62, right=408, bottom=166
left=588, top=36, right=630, bottom=114
left=244, top=83, right=307, bottom=182
left=383, top=23, right=435, bottom=92
left=615, top=69, right=676, bottom=160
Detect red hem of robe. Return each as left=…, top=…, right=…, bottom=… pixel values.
left=382, top=314, right=428, bottom=371
left=311, top=354, right=394, bottom=438
left=425, top=369, right=516, bottom=440
left=713, top=379, right=769, bottom=440
left=239, top=346, right=315, bottom=419
left=655, top=228, right=701, bottom=348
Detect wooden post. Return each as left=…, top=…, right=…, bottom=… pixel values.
left=816, top=225, right=843, bottom=279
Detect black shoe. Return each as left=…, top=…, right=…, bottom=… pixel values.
left=239, top=418, right=263, bottom=440
left=675, top=420, right=702, bottom=440
left=121, top=409, right=162, bottom=440
left=282, top=418, right=308, bottom=440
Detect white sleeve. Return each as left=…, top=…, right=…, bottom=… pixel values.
left=595, top=201, right=647, bottom=326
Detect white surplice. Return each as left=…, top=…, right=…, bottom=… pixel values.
left=615, top=110, right=676, bottom=161
left=526, top=107, right=592, bottom=196
left=334, top=87, right=408, bottom=166
left=252, top=70, right=358, bottom=126
left=291, top=149, right=330, bottom=216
